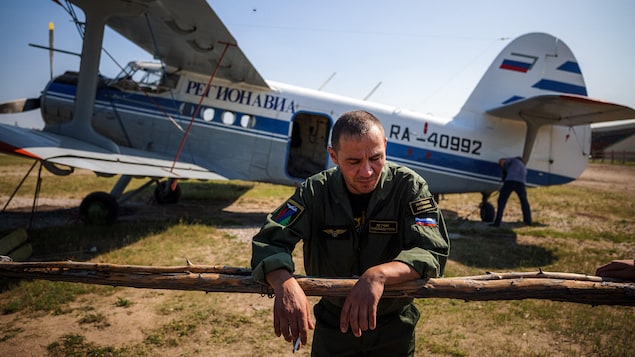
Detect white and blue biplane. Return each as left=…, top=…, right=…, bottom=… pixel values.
left=1, top=0, right=634, bottom=224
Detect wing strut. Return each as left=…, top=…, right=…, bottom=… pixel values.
left=170, top=41, right=237, bottom=176
left=521, top=119, right=542, bottom=164
left=2, top=161, right=38, bottom=215
left=46, top=1, right=146, bottom=153
left=1, top=160, right=44, bottom=229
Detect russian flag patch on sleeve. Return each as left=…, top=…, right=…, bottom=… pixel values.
left=415, top=217, right=437, bottom=227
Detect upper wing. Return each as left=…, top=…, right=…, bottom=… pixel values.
left=0, top=124, right=225, bottom=180
left=487, top=94, right=635, bottom=125
left=101, top=0, right=268, bottom=88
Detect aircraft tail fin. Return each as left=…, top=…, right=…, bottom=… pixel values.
left=459, top=33, right=587, bottom=116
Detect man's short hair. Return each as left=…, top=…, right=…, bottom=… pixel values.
left=330, top=110, right=384, bottom=151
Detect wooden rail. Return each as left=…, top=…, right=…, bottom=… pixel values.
left=1, top=261, right=633, bottom=306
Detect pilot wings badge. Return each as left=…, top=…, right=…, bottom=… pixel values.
left=322, top=228, right=348, bottom=238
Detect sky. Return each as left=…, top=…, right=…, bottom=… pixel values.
left=1, top=0, right=634, bottom=128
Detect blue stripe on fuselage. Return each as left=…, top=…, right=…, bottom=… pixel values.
left=47, top=82, right=290, bottom=138
left=387, top=141, right=575, bottom=187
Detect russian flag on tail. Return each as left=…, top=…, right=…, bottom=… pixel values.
left=500, top=59, right=533, bottom=73
left=499, top=53, right=538, bottom=73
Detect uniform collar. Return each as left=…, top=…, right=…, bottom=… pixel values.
left=328, top=163, right=394, bottom=209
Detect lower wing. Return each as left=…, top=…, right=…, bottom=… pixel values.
left=0, top=124, right=225, bottom=180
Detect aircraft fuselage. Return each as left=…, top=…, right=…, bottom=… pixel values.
left=39, top=64, right=590, bottom=195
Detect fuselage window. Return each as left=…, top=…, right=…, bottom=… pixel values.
left=202, top=108, right=215, bottom=122
left=240, top=114, right=256, bottom=128
left=222, top=111, right=235, bottom=125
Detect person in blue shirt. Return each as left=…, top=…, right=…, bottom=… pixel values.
left=490, top=157, right=532, bottom=227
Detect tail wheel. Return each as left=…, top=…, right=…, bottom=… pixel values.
left=80, top=191, right=119, bottom=225
left=154, top=181, right=181, bottom=204
left=479, top=201, right=495, bottom=222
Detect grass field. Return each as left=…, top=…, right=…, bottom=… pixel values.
left=0, top=154, right=633, bottom=356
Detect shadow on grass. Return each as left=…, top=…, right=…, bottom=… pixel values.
left=0, top=181, right=269, bottom=294
left=449, top=235, right=554, bottom=270
left=443, top=209, right=555, bottom=270
left=1, top=181, right=266, bottom=262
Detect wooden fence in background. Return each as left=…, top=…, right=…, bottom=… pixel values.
left=590, top=150, right=635, bottom=164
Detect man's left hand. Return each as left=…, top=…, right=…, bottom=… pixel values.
left=339, top=266, right=385, bottom=337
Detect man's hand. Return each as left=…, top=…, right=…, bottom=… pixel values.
left=266, top=269, right=314, bottom=349
left=339, top=267, right=384, bottom=337
left=340, top=262, right=420, bottom=337
left=596, top=259, right=635, bottom=280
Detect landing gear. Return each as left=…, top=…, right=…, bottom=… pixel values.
left=479, top=192, right=495, bottom=222
left=80, top=191, right=119, bottom=225
left=79, top=176, right=180, bottom=225
left=154, top=179, right=181, bottom=204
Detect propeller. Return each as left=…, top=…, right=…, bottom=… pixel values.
left=0, top=22, right=56, bottom=115
left=49, top=22, right=54, bottom=79
left=0, top=98, right=41, bottom=114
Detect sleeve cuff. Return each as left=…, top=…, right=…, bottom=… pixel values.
left=394, top=248, right=441, bottom=278
left=251, top=252, right=295, bottom=285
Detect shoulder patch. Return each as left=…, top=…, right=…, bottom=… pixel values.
left=272, top=199, right=304, bottom=227
left=409, top=197, right=436, bottom=215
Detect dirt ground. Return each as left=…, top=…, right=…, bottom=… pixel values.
left=0, top=163, right=633, bottom=356
left=568, top=163, right=633, bottom=192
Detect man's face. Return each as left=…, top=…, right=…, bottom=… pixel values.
left=328, top=126, right=387, bottom=195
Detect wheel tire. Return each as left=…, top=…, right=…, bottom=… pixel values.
left=479, top=201, right=496, bottom=222
left=80, top=191, right=119, bottom=225
left=154, top=181, right=181, bottom=204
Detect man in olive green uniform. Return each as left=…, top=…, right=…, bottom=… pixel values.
left=251, top=110, right=450, bottom=356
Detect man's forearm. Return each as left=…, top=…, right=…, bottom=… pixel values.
left=363, top=261, right=421, bottom=285
left=266, top=268, right=295, bottom=291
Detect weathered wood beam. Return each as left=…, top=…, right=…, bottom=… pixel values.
left=0, top=261, right=633, bottom=306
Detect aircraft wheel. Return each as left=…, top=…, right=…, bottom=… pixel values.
left=80, top=191, right=119, bottom=225
left=154, top=181, right=181, bottom=204
left=479, top=201, right=495, bottom=222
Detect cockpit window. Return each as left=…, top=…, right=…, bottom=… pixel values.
left=113, top=61, right=179, bottom=92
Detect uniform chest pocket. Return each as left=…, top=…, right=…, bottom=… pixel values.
left=362, top=220, right=399, bottom=262
left=318, top=226, right=355, bottom=274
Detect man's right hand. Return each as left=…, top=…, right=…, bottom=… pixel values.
left=266, top=269, right=314, bottom=349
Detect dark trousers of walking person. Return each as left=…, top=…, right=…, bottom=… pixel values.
left=493, top=180, right=531, bottom=226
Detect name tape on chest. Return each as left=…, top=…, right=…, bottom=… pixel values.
left=368, top=220, right=398, bottom=234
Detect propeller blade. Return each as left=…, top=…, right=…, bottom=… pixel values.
left=0, top=98, right=41, bottom=114
left=49, top=22, right=54, bottom=79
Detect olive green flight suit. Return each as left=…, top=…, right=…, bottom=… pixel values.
left=251, top=162, right=450, bottom=356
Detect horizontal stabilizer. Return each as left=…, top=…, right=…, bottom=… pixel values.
left=487, top=95, right=635, bottom=126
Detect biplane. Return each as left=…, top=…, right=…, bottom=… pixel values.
left=1, top=0, right=634, bottom=224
